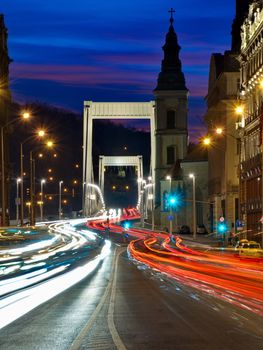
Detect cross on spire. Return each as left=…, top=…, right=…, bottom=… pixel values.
left=168, top=7, right=175, bottom=25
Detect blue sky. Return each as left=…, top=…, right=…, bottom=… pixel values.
left=1, top=0, right=235, bottom=140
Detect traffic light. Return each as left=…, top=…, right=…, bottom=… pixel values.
left=123, top=221, right=131, bottom=230
left=168, top=195, right=179, bottom=207
left=218, top=223, right=227, bottom=234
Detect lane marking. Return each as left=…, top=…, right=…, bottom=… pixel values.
left=69, top=249, right=116, bottom=350
left=107, top=248, right=127, bottom=350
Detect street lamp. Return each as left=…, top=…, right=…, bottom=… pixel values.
left=189, top=174, right=196, bottom=240
left=202, top=137, right=211, bottom=146
left=82, top=181, right=86, bottom=217
left=147, top=177, right=154, bottom=231
left=1, top=112, right=31, bottom=226
left=20, top=129, right=46, bottom=226
left=166, top=175, right=173, bottom=235
left=16, top=178, right=21, bottom=225
left=59, top=180, right=63, bottom=220
left=140, top=190, right=144, bottom=227
left=40, top=179, right=46, bottom=221
left=29, top=140, right=53, bottom=226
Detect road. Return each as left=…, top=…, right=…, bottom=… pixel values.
left=1, top=241, right=262, bottom=350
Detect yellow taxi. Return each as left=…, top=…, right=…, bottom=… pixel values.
left=237, top=240, right=263, bottom=257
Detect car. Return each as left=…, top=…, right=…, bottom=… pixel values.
left=179, top=225, right=191, bottom=234
left=235, top=239, right=249, bottom=249
left=196, top=224, right=207, bottom=234
left=236, top=240, right=263, bottom=257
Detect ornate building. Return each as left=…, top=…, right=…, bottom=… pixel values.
left=0, top=14, right=11, bottom=225
left=154, top=11, right=189, bottom=226
left=204, top=0, right=251, bottom=233
left=239, top=1, right=263, bottom=240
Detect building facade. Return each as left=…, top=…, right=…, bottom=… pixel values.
left=204, top=52, right=241, bottom=233
left=204, top=1, right=251, bottom=234
left=239, top=1, right=263, bottom=240
left=0, top=14, right=11, bottom=225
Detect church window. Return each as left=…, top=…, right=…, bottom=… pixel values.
left=167, top=146, right=175, bottom=165
left=167, top=110, right=176, bottom=129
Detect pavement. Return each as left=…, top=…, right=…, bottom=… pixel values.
left=178, top=233, right=223, bottom=248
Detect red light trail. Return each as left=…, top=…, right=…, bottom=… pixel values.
left=87, top=209, right=263, bottom=316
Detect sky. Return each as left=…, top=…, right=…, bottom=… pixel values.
left=0, top=0, right=235, bottom=141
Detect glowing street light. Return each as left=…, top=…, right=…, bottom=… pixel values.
left=38, top=130, right=45, bottom=137
left=202, top=137, right=211, bottom=146
left=235, top=105, right=244, bottom=115
left=22, top=112, right=31, bottom=119
left=46, top=140, right=54, bottom=148
left=215, top=127, right=223, bottom=135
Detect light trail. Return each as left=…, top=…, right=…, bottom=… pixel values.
left=0, top=240, right=111, bottom=330
left=87, top=208, right=263, bottom=316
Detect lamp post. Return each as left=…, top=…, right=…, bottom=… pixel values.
left=40, top=179, right=46, bottom=222
left=82, top=181, right=86, bottom=217
left=1, top=112, right=31, bottom=226
left=189, top=174, right=196, bottom=240
left=59, top=180, right=63, bottom=220
left=16, top=178, right=21, bottom=225
left=140, top=190, right=144, bottom=227
left=20, top=129, right=45, bottom=226
left=148, top=176, right=155, bottom=231
left=166, top=175, right=172, bottom=235
left=29, top=140, right=53, bottom=226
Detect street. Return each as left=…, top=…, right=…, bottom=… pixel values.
left=1, top=240, right=262, bottom=350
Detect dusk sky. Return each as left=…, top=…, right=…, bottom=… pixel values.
left=1, top=1, right=235, bottom=140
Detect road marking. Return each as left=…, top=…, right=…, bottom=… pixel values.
left=107, top=248, right=127, bottom=350
left=69, top=250, right=116, bottom=350
left=69, top=247, right=127, bottom=350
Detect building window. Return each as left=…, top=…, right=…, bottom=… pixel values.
left=167, top=146, right=175, bottom=165
left=167, top=110, right=176, bottom=129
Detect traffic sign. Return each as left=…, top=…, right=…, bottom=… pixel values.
left=167, top=215, right=173, bottom=221
left=219, top=216, right=225, bottom=222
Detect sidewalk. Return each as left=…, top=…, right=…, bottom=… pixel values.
left=177, top=234, right=222, bottom=249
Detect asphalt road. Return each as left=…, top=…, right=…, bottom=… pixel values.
left=0, top=242, right=262, bottom=350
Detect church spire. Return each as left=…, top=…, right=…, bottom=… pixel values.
left=155, top=8, right=187, bottom=91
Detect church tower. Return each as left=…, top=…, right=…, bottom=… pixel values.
left=154, top=9, right=188, bottom=207
left=231, top=0, right=251, bottom=52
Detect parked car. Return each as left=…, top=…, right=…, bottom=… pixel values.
left=196, top=224, right=207, bottom=234
left=179, top=225, right=191, bottom=234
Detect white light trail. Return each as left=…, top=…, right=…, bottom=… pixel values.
left=0, top=240, right=111, bottom=330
